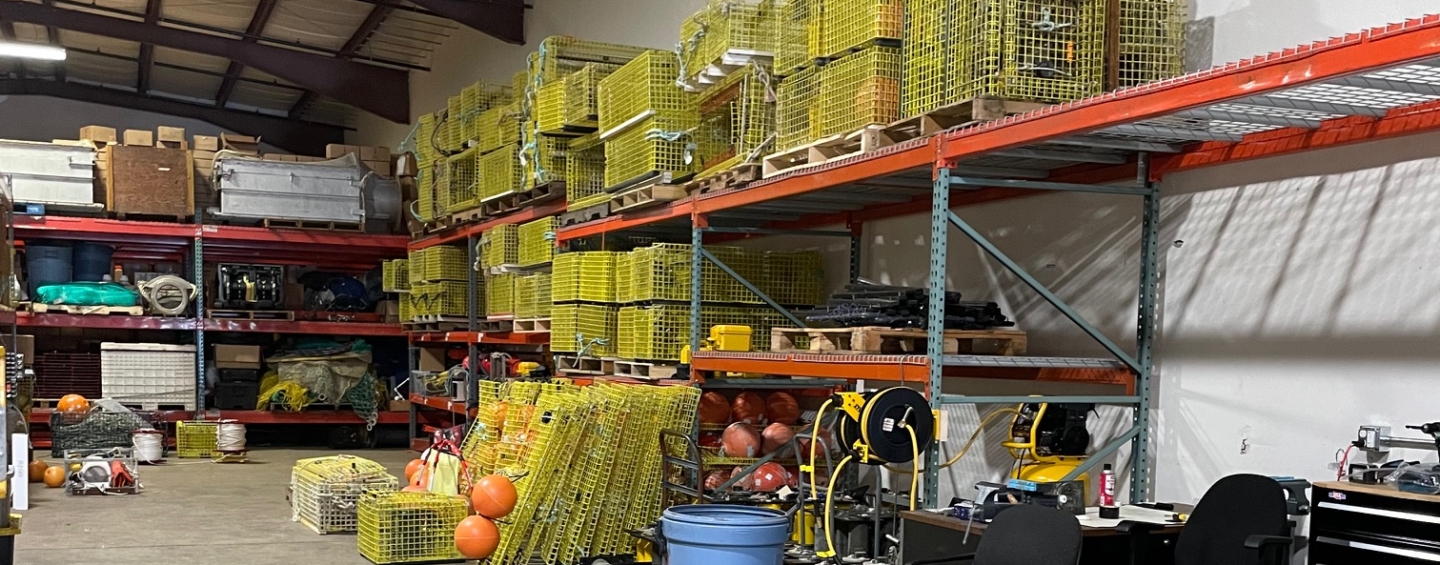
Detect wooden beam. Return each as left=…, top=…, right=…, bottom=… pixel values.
left=215, top=0, right=277, bottom=108
left=408, top=0, right=525, bottom=45
left=290, top=3, right=393, bottom=119
left=137, top=0, right=161, bottom=93
left=41, top=0, right=63, bottom=81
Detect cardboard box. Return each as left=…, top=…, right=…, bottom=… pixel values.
left=192, top=135, right=219, bottom=152
left=220, top=133, right=260, bottom=154
left=262, top=154, right=288, bottom=161
left=377, top=299, right=400, bottom=324
left=360, top=145, right=390, bottom=161
left=363, top=160, right=392, bottom=177
left=325, top=144, right=358, bottom=159
left=123, top=129, right=154, bottom=147
left=192, top=150, right=217, bottom=161
left=1, top=334, right=35, bottom=366
left=79, top=125, right=117, bottom=144
left=387, top=399, right=411, bottom=412
left=157, top=126, right=186, bottom=143
left=155, top=140, right=189, bottom=150
left=418, top=347, right=447, bottom=372
left=395, top=152, right=418, bottom=178
left=214, top=344, right=263, bottom=369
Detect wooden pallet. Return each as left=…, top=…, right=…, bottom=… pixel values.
left=683, top=162, right=761, bottom=194
left=448, top=207, right=484, bottom=226
left=404, top=316, right=468, bottom=332
left=26, top=303, right=145, bottom=316
left=481, top=192, right=522, bottom=216
left=517, top=181, right=565, bottom=208
left=113, top=212, right=193, bottom=224
left=261, top=218, right=363, bottom=232
left=558, top=202, right=610, bottom=227
left=208, top=309, right=296, bottom=321
left=556, top=355, right=615, bottom=376
left=884, top=97, right=1051, bottom=143
left=605, top=170, right=691, bottom=195
left=770, top=326, right=1027, bottom=356
left=613, top=359, right=681, bottom=380
left=513, top=318, right=551, bottom=333
left=763, top=125, right=895, bottom=178
left=477, top=318, right=514, bottom=333
left=609, top=183, right=687, bottom=213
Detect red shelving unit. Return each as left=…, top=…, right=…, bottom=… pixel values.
left=408, top=331, right=550, bottom=345
left=407, top=393, right=476, bottom=417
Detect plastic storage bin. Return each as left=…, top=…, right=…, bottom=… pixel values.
left=100, top=343, right=197, bottom=410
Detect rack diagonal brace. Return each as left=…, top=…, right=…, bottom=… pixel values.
left=950, top=176, right=1153, bottom=196
left=946, top=210, right=1142, bottom=374
left=698, top=248, right=808, bottom=329
left=1061, top=426, right=1141, bottom=482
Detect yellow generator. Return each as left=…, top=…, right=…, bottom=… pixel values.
left=1002, top=402, right=1096, bottom=496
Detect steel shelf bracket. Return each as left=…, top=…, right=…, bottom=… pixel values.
left=466, top=234, right=479, bottom=415
left=1133, top=153, right=1160, bottom=501
left=192, top=237, right=205, bottom=412
left=923, top=165, right=951, bottom=507
left=690, top=222, right=703, bottom=354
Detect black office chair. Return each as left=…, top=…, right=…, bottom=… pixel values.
left=1121, top=474, right=1294, bottom=565
left=908, top=505, right=1083, bottom=565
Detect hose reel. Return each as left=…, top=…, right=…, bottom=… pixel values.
left=833, top=387, right=936, bottom=465
left=137, top=275, right=196, bottom=316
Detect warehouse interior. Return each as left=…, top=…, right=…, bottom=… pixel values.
left=1, top=0, right=1439, bottom=564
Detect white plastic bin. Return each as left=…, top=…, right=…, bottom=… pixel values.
left=100, top=343, right=197, bottom=410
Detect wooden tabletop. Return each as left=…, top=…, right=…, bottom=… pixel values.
left=900, top=509, right=1185, bottom=538
left=1314, top=480, right=1440, bottom=504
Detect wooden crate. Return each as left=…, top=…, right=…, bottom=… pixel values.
left=105, top=145, right=193, bottom=219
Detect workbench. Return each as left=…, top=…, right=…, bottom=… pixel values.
left=1309, top=480, right=1440, bottom=564
left=900, top=507, right=1184, bottom=565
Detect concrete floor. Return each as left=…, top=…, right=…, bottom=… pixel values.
left=17, top=448, right=415, bottom=565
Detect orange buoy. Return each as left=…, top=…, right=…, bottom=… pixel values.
left=42, top=465, right=65, bottom=488
left=471, top=474, right=518, bottom=518
left=402, top=484, right=425, bottom=493
left=454, top=515, right=500, bottom=559
left=57, top=394, right=89, bottom=414
left=27, top=459, right=48, bottom=483
left=404, top=459, right=425, bottom=482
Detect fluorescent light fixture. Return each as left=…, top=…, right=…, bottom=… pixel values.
left=0, top=41, right=66, bottom=61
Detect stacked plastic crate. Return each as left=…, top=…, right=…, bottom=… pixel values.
left=903, top=0, right=1107, bottom=119
left=479, top=224, right=520, bottom=272
left=408, top=245, right=470, bottom=320
left=549, top=251, right=623, bottom=357
left=382, top=259, right=413, bottom=324
left=597, top=50, right=700, bottom=190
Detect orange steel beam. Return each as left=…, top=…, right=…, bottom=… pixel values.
left=696, top=145, right=935, bottom=215
left=411, top=198, right=566, bottom=249
left=690, top=354, right=931, bottom=383
left=555, top=199, right=695, bottom=242
left=937, top=16, right=1440, bottom=164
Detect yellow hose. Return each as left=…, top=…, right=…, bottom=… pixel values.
left=906, top=425, right=919, bottom=511
left=808, top=398, right=834, bottom=500
left=885, top=407, right=1021, bottom=474
left=820, top=454, right=853, bottom=558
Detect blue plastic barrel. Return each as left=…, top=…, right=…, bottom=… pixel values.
left=662, top=505, right=789, bottom=565
left=72, top=242, right=115, bottom=282
left=25, top=240, right=73, bottom=297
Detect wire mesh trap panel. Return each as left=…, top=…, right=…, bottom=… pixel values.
left=550, top=303, right=619, bottom=354
left=537, top=63, right=619, bottom=134
left=357, top=491, right=468, bottom=564
left=678, top=0, right=779, bottom=85
left=773, top=0, right=822, bottom=75
left=524, top=136, right=569, bottom=191
left=483, top=145, right=523, bottom=200
left=564, top=134, right=607, bottom=208
left=526, top=37, right=649, bottom=93
left=552, top=251, right=621, bottom=303
left=412, top=281, right=469, bottom=318
left=382, top=259, right=410, bottom=292
left=598, top=50, right=699, bottom=135
left=409, top=245, right=468, bottom=284
left=618, top=304, right=791, bottom=360
left=444, top=146, right=483, bottom=214
left=481, top=224, right=520, bottom=269
left=518, top=216, right=559, bottom=267
left=604, top=116, right=700, bottom=189
left=818, top=46, right=903, bottom=137
left=822, top=0, right=903, bottom=58
left=515, top=273, right=554, bottom=319
left=776, top=65, right=823, bottom=148
left=478, top=105, right=526, bottom=154
left=950, top=0, right=1106, bottom=105
left=292, top=455, right=399, bottom=534
left=695, top=66, right=777, bottom=176
left=176, top=420, right=218, bottom=458
left=486, top=272, right=518, bottom=317
left=1118, top=0, right=1185, bottom=88
left=51, top=410, right=155, bottom=458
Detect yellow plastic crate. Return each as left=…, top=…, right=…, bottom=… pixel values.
left=382, top=259, right=409, bottom=292
left=598, top=50, right=698, bottom=135
left=357, top=491, right=468, bottom=565
left=564, top=133, right=608, bottom=207
left=515, top=273, right=553, bottom=319
left=409, top=245, right=468, bottom=283
left=444, top=145, right=483, bottom=214
left=603, top=116, right=698, bottom=189
left=398, top=291, right=414, bottom=322
left=518, top=216, right=558, bottom=267
left=291, top=455, right=399, bottom=534
left=482, top=145, right=522, bottom=200
left=550, top=303, right=618, bottom=354
left=679, top=0, right=779, bottom=85
left=821, top=0, right=902, bottom=57
left=625, top=243, right=762, bottom=304
left=776, top=65, right=822, bottom=149
left=552, top=251, right=620, bottom=303
left=1118, top=0, right=1185, bottom=88
left=818, top=45, right=902, bottom=137
left=617, top=304, right=789, bottom=361
left=524, top=136, right=569, bottom=191
left=176, top=420, right=217, bottom=458
left=480, top=224, right=520, bottom=269
left=486, top=272, right=517, bottom=316
left=695, top=66, right=775, bottom=176
left=410, top=281, right=469, bottom=318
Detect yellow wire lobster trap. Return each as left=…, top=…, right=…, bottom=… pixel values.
left=357, top=491, right=468, bottom=565
left=818, top=45, right=902, bottom=137
left=774, top=0, right=823, bottom=75
left=776, top=65, right=823, bottom=149
left=604, top=117, right=699, bottom=189
left=486, top=272, right=518, bottom=317
left=1118, top=0, right=1185, bottom=88
left=444, top=145, right=483, bottom=215
left=617, top=304, right=791, bottom=360
left=482, top=144, right=523, bottom=200
left=410, top=281, right=469, bottom=318
left=291, top=455, right=398, bottom=534
left=552, top=251, right=621, bottom=303
left=526, top=36, right=649, bottom=93
left=678, top=0, right=780, bottom=88
left=459, top=81, right=515, bottom=146
left=408, top=245, right=467, bottom=284
left=176, top=420, right=217, bottom=458
left=382, top=259, right=409, bottom=292
left=550, top=303, right=618, bottom=354
left=523, top=135, right=569, bottom=191
left=598, top=50, right=698, bottom=136
left=517, top=216, right=558, bottom=267
left=515, top=273, right=553, bottom=319
left=398, top=292, right=414, bottom=322
left=536, top=63, right=618, bottom=135
left=694, top=65, right=776, bottom=177
left=480, top=224, right=520, bottom=269
left=564, top=133, right=609, bottom=209
left=821, top=0, right=903, bottom=58
left=477, top=104, right=526, bottom=154
left=620, top=243, right=764, bottom=304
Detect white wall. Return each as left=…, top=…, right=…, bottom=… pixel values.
left=349, top=0, right=708, bottom=147
left=0, top=95, right=243, bottom=144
